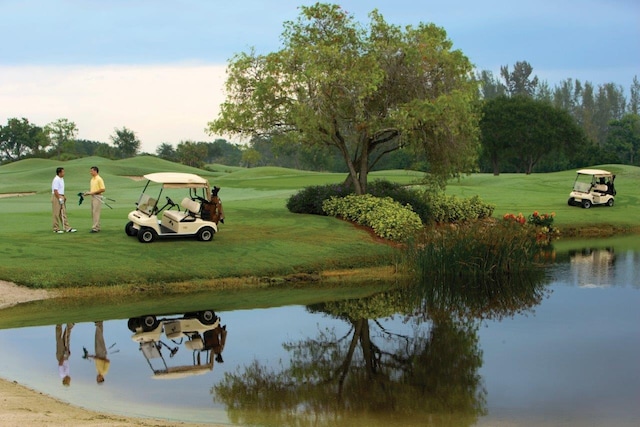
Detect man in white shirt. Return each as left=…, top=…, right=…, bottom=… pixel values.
left=51, top=167, right=76, bottom=233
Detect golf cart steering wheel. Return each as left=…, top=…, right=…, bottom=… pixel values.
left=166, top=196, right=176, bottom=207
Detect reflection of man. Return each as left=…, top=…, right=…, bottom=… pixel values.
left=84, top=321, right=111, bottom=383
left=55, top=323, right=74, bottom=386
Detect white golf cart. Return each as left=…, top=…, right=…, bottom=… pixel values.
left=567, top=169, right=616, bottom=209
left=128, top=310, right=226, bottom=379
left=125, top=172, right=222, bottom=243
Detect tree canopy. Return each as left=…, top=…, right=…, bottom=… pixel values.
left=480, top=95, right=585, bottom=175
left=208, top=3, right=480, bottom=194
left=110, top=126, right=140, bottom=158
left=0, top=117, right=47, bottom=161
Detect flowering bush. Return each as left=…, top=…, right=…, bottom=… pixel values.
left=502, top=212, right=527, bottom=225
left=528, top=211, right=555, bottom=227
left=502, top=211, right=559, bottom=244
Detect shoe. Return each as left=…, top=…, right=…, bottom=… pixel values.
left=54, top=230, right=64, bottom=234
left=66, top=228, right=77, bottom=233
left=90, top=229, right=99, bottom=233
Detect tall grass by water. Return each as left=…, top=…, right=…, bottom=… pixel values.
left=407, top=221, right=542, bottom=282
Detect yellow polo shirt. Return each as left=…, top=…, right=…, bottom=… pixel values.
left=90, top=175, right=105, bottom=193
left=95, top=358, right=110, bottom=375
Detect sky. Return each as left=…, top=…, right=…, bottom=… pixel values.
left=1, top=0, right=638, bottom=154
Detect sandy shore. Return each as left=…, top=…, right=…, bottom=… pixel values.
left=0, top=280, right=221, bottom=426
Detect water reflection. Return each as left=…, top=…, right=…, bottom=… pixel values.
left=213, top=269, right=553, bottom=427
left=81, top=321, right=112, bottom=384
left=55, top=323, right=73, bottom=386
left=0, top=245, right=638, bottom=426
left=216, top=309, right=485, bottom=427
left=127, top=310, right=227, bottom=379
left=568, top=247, right=616, bottom=288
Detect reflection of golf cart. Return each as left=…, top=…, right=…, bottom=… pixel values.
left=128, top=310, right=226, bottom=379
left=568, top=247, right=616, bottom=288
left=568, top=169, right=616, bottom=209
left=125, top=172, right=223, bottom=243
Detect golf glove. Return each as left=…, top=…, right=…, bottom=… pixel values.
left=59, top=198, right=64, bottom=204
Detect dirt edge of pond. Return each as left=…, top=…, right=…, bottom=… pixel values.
left=0, top=376, right=218, bottom=427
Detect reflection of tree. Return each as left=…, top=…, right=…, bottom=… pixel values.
left=213, top=273, right=549, bottom=426
left=214, top=290, right=486, bottom=427
left=416, top=268, right=551, bottom=321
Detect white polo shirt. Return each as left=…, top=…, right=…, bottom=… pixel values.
left=52, top=175, right=65, bottom=196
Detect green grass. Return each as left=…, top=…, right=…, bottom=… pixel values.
left=1, top=157, right=639, bottom=290
left=446, top=164, right=640, bottom=229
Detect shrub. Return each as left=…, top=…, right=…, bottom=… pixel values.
left=323, top=194, right=423, bottom=242
left=424, top=192, right=495, bottom=223
left=286, top=179, right=429, bottom=221
left=286, top=183, right=352, bottom=215
left=368, top=180, right=430, bottom=223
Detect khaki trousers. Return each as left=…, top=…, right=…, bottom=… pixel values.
left=52, top=195, right=70, bottom=232
left=91, top=195, right=102, bottom=231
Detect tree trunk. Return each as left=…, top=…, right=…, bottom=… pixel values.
left=491, top=154, right=500, bottom=176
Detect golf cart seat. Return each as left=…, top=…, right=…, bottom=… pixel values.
left=163, top=197, right=201, bottom=222
left=594, top=184, right=608, bottom=193
left=185, top=337, right=204, bottom=351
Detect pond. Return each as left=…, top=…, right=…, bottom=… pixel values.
left=0, top=243, right=638, bottom=426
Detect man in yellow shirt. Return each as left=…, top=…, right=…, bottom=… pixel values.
left=85, top=166, right=106, bottom=233
left=83, top=321, right=110, bottom=383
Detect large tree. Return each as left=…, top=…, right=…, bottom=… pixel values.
left=605, top=113, right=640, bottom=165
left=500, top=61, right=539, bottom=97
left=176, top=140, right=207, bottom=168
left=480, top=96, right=585, bottom=175
left=44, top=118, right=78, bottom=160
left=0, top=117, right=47, bottom=161
left=110, top=126, right=140, bottom=158
left=208, top=3, right=480, bottom=194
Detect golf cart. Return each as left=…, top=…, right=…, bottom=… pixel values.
left=128, top=310, right=227, bottom=379
left=125, top=172, right=223, bottom=243
left=567, top=169, right=616, bottom=209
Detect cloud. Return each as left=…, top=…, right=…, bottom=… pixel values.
left=0, top=64, right=228, bottom=153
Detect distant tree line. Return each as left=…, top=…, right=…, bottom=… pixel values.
left=477, top=61, right=639, bottom=174
left=2, top=62, right=638, bottom=175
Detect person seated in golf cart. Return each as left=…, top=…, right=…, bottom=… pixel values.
left=594, top=177, right=615, bottom=195
left=202, top=186, right=225, bottom=224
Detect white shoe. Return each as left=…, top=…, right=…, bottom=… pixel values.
left=66, top=228, right=77, bottom=233
left=54, top=230, right=64, bottom=234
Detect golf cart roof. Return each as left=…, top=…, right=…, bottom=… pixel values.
left=151, top=364, right=213, bottom=379
left=143, top=172, right=210, bottom=189
left=576, top=169, right=613, bottom=176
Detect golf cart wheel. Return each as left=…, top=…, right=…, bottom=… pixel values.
left=607, top=198, right=614, bottom=207
left=567, top=197, right=575, bottom=206
left=141, top=315, right=158, bottom=332
left=125, top=221, right=138, bottom=236
left=127, top=317, right=140, bottom=332
left=137, top=227, right=157, bottom=243
left=198, top=310, right=217, bottom=325
left=197, top=226, right=215, bottom=242
left=581, top=199, right=592, bottom=209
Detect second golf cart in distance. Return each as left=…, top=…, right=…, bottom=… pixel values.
left=125, top=172, right=223, bottom=243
